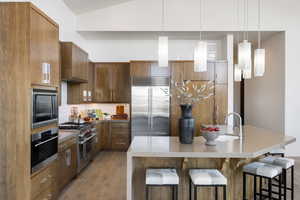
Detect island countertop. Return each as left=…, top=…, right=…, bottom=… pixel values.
left=127, top=125, right=296, bottom=158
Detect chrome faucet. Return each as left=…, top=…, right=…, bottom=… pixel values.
left=225, top=112, right=243, bottom=140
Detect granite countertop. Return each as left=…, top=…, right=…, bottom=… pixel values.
left=127, top=125, right=296, bottom=158
left=58, top=130, right=78, bottom=144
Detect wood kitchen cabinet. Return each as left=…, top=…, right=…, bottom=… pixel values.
left=99, top=121, right=130, bottom=151
left=93, top=123, right=102, bottom=156
left=57, top=137, right=77, bottom=192
left=60, top=42, right=88, bottom=82
left=67, top=62, right=94, bottom=104
left=94, top=63, right=130, bottom=103
left=130, top=61, right=170, bottom=78
left=170, top=61, right=228, bottom=136
left=31, top=160, right=58, bottom=200
left=30, top=4, right=60, bottom=87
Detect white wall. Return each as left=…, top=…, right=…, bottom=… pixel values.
left=244, top=32, right=285, bottom=133
left=73, top=0, right=300, bottom=156
left=0, top=0, right=90, bottom=53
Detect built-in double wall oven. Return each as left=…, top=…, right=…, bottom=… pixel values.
left=31, top=88, right=59, bottom=173
left=31, top=128, right=58, bottom=173
left=32, top=88, right=58, bottom=129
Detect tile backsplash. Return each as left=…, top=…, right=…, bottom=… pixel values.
left=59, top=82, right=130, bottom=123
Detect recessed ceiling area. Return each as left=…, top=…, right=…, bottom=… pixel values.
left=63, top=0, right=134, bottom=14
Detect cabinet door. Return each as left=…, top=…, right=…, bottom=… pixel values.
left=183, top=61, right=215, bottom=81
left=57, top=143, right=77, bottom=191
left=94, top=64, right=112, bottom=102
left=111, top=63, right=130, bottom=103
left=130, top=61, right=151, bottom=78
left=80, top=62, right=95, bottom=103
left=111, top=122, right=130, bottom=151
left=215, top=85, right=228, bottom=124
left=100, top=122, right=111, bottom=150
left=30, top=8, right=59, bottom=87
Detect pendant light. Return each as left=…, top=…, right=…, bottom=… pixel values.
left=158, top=0, right=168, bottom=67
left=235, top=64, right=242, bottom=82
left=238, top=0, right=252, bottom=78
left=194, top=0, right=207, bottom=72
left=254, top=0, right=265, bottom=77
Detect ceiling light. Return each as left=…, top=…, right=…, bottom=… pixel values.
left=194, top=0, right=207, bottom=72
left=234, top=64, right=242, bottom=82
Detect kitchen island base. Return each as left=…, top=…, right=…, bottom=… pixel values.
left=129, top=157, right=260, bottom=200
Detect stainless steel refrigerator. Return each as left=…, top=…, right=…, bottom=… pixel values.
left=131, top=77, right=170, bottom=138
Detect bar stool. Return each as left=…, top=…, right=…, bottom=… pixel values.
left=260, top=156, right=295, bottom=200
left=189, top=169, right=227, bottom=200
left=243, top=162, right=282, bottom=200
left=145, top=168, right=179, bottom=200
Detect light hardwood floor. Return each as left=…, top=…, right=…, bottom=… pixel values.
left=58, top=152, right=300, bottom=200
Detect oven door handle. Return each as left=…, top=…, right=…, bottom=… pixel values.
left=78, top=134, right=96, bottom=145
left=34, top=136, right=58, bottom=147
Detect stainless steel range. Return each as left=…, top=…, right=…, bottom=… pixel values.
left=59, top=122, right=97, bottom=173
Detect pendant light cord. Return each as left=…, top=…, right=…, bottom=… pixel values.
left=161, top=0, right=165, bottom=33
left=199, top=0, right=202, bottom=40
left=258, top=0, right=261, bottom=48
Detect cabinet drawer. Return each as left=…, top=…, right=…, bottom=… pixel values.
left=111, top=122, right=130, bottom=129
left=111, top=135, right=129, bottom=150
left=31, top=162, right=56, bottom=200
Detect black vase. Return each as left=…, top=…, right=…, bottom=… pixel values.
left=179, top=104, right=195, bottom=144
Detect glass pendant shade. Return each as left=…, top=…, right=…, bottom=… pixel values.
left=243, top=67, right=252, bottom=79
left=194, top=41, right=208, bottom=72
left=158, top=36, right=168, bottom=67
left=234, top=64, right=242, bottom=82
left=238, top=40, right=252, bottom=70
left=254, top=48, right=265, bottom=77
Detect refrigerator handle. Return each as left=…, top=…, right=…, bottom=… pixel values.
left=148, top=87, right=151, bottom=129
left=149, top=88, right=153, bottom=129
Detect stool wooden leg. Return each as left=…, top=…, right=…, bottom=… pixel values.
left=215, top=186, right=218, bottom=200
left=223, top=186, right=226, bottom=200
left=268, top=178, right=272, bottom=200
left=254, top=175, right=257, bottom=200
left=259, top=176, right=263, bottom=200
left=243, top=173, right=247, bottom=200
left=146, top=185, right=149, bottom=200
left=291, top=166, right=294, bottom=200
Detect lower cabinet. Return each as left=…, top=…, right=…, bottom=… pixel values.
left=99, top=121, right=130, bottom=151
left=57, top=137, right=78, bottom=192
left=92, top=124, right=102, bottom=156
left=31, top=160, right=58, bottom=200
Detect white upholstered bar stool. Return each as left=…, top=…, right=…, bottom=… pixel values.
left=145, top=168, right=179, bottom=200
left=243, top=162, right=283, bottom=200
left=189, top=169, right=227, bottom=200
left=260, top=156, right=295, bottom=200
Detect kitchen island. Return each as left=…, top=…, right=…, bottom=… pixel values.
left=127, top=125, right=296, bottom=200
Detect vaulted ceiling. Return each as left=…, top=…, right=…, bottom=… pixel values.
left=63, top=0, right=134, bottom=14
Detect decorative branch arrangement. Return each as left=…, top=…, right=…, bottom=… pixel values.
left=170, top=80, right=215, bottom=105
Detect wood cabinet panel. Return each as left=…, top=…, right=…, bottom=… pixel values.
left=183, top=61, right=215, bottom=81
left=31, top=160, right=58, bottom=200
left=111, top=63, right=131, bottom=102
left=94, top=63, right=112, bottom=102
left=60, top=42, right=88, bottom=82
left=130, top=61, right=151, bottom=78
left=100, top=121, right=111, bottom=150
left=215, top=84, right=228, bottom=124
left=94, top=63, right=130, bottom=103
left=57, top=139, right=77, bottom=192
left=30, top=7, right=59, bottom=87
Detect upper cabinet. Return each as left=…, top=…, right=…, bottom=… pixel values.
left=67, top=62, right=94, bottom=104
left=60, top=42, right=88, bottom=83
left=94, top=63, right=130, bottom=103
left=130, top=61, right=170, bottom=78
left=30, top=5, right=60, bottom=87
